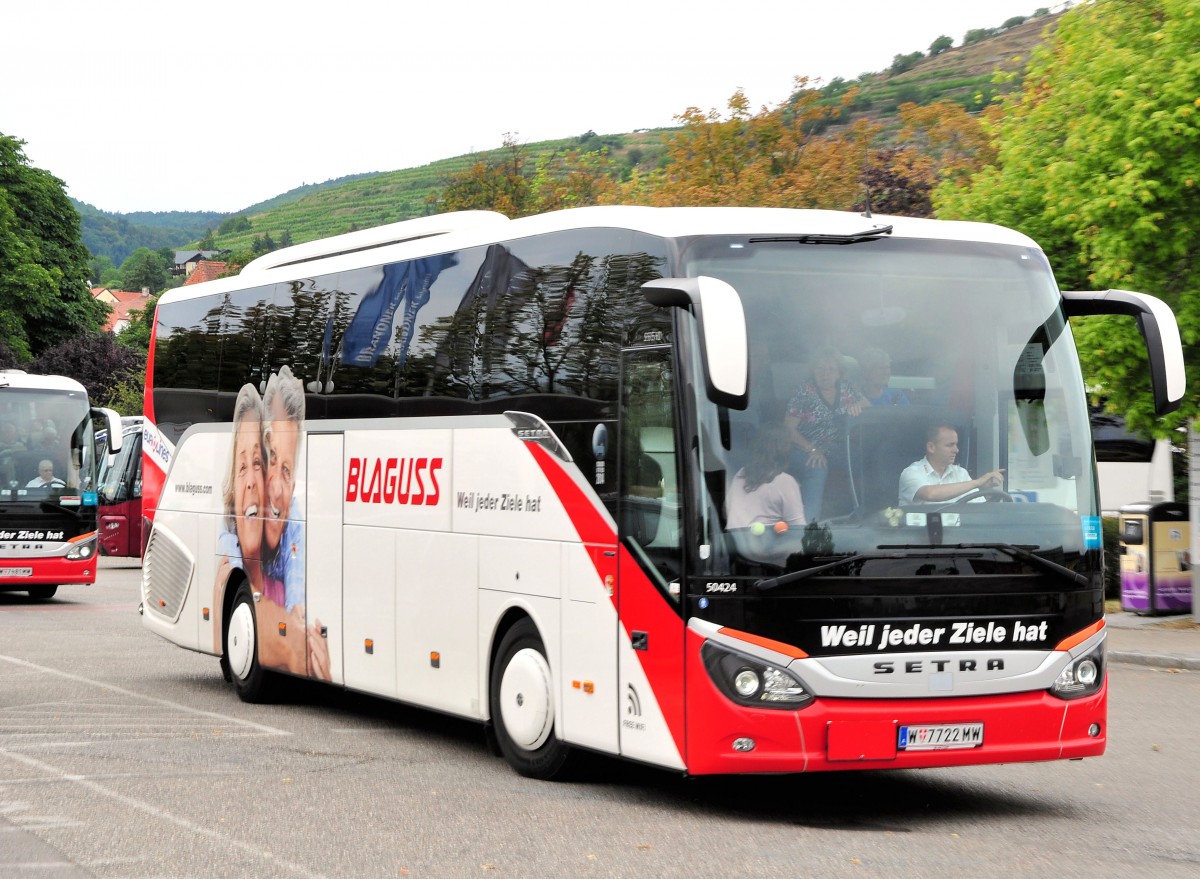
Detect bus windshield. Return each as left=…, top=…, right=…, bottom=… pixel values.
left=0, top=388, right=96, bottom=501
left=683, top=235, right=1098, bottom=577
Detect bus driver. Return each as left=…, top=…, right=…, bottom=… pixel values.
left=899, top=423, right=1005, bottom=504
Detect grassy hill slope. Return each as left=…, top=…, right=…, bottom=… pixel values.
left=83, top=11, right=1058, bottom=261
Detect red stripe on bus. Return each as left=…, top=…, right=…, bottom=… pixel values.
left=524, top=441, right=687, bottom=759
left=526, top=443, right=615, bottom=546
left=143, top=304, right=158, bottom=423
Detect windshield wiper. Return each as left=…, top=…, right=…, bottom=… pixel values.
left=879, top=543, right=1089, bottom=587
left=756, top=551, right=904, bottom=591
left=755, top=541, right=1090, bottom=591
left=749, top=225, right=893, bottom=246
left=40, top=500, right=81, bottom=520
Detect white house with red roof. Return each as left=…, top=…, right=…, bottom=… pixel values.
left=91, top=287, right=152, bottom=334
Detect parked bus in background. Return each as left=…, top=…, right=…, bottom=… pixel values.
left=98, top=416, right=145, bottom=557
left=1091, top=407, right=1174, bottom=514
left=1, top=370, right=122, bottom=600
left=139, top=207, right=1183, bottom=778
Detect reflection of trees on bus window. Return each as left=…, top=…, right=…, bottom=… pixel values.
left=152, top=230, right=668, bottom=475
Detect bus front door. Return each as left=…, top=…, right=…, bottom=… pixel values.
left=617, top=346, right=687, bottom=771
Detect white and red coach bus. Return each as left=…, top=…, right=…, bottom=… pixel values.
left=139, top=207, right=1183, bottom=778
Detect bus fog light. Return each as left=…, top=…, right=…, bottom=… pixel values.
left=734, top=669, right=761, bottom=697
left=1088, top=723, right=1102, bottom=738
left=732, top=737, right=756, bottom=752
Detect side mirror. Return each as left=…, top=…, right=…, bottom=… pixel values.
left=1063, top=290, right=1185, bottom=416
left=93, top=408, right=123, bottom=453
left=641, top=276, right=749, bottom=410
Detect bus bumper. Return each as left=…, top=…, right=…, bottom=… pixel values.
left=0, top=554, right=99, bottom=589
left=685, top=677, right=1107, bottom=775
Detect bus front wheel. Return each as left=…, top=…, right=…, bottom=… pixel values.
left=225, top=583, right=270, bottom=703
left=27, top=585, right=57, bottom=600
left=489, top=618, right=573, bottom=780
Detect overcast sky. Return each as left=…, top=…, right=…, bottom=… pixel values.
left=4, top=0, right=1053, bottom=215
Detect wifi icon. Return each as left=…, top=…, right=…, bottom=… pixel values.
left=625, top=683, right=642, bottom=716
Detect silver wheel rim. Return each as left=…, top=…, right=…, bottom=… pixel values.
left=227, top=601, right=256, bottom=681
left=499, top=647, right=553, bottom=751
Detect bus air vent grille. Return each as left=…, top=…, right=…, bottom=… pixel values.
left=143, top=527, right=194, bottom=623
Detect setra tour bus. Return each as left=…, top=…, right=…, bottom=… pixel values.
left=1, top=370, right=122, bottom=600
left=139, top=207, right=1184, bottom=778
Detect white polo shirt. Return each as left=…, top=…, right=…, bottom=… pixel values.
left=898, top=457, right=972, bottom=505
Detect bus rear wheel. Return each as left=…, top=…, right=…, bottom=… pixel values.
left=489, top=618, right=573, bottom=780
left=225, top=583, right=270, bottom=703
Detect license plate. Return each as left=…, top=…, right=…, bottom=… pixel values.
left=0, top=567, right=34, bottom=577
left=899, top=723, right=984, bottom=750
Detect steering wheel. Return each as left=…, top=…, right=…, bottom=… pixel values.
left=953, top=487, right=1014, bottom=504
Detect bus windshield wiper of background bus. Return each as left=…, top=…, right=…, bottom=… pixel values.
left=1, top=370, right=123, bottom=600
left=138, top=207, right=1184, bottom=778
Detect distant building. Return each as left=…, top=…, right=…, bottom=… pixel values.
left=182, top=260, right=228, bottom=286
left=172, top=250, right=228, bottom=277
left=91, top=287, right=152, bottom=334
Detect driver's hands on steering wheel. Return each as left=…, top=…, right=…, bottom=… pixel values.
left=977, top=468, right=1005, bottom=491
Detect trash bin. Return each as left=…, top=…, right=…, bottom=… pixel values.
left=1118, top=502, right=1192, bottom=615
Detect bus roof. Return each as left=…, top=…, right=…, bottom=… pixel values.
left=159, top=206, right=1043, bottom=307
left=0, top=370, right=88, bottom=394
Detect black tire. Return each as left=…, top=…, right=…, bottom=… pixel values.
left=27, top=585, right=57, bottom=600
left=489, top=618, right=573, bottom=780
left=224, top=582, right=271, bottom=703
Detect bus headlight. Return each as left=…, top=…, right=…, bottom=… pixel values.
left=734, top=669, right=761, bottom=697
left=66, top=537, right=97, bottom=561
left=701, top=641, right=814, bottom=709
left=1051, top=642, right=1105, bottom=700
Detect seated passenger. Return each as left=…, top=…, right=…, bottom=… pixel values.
left=26, top=459, right=66, bottom=489
left=899, top=424, right=1004, bottom=504
left=0, top=420, right=24, bottom=453
left=727, top=426, right=807, bottom=530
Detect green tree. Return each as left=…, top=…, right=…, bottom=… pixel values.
left=0, top=133, right=105, bottom=361
left=117, top=294, right=159, bottom=353
left=936, top=0, right=1200, bottom=436
left=963, top=27, right=997, bottom=45
left=890, top=51, right=924, bottom=76
left=929, top=35, right=954, bottom=56
left=87, top=254, right=115, bottom=286
left=118, top=246, right=169, bottom=292
left=218, top=215, right=251, bottom=235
